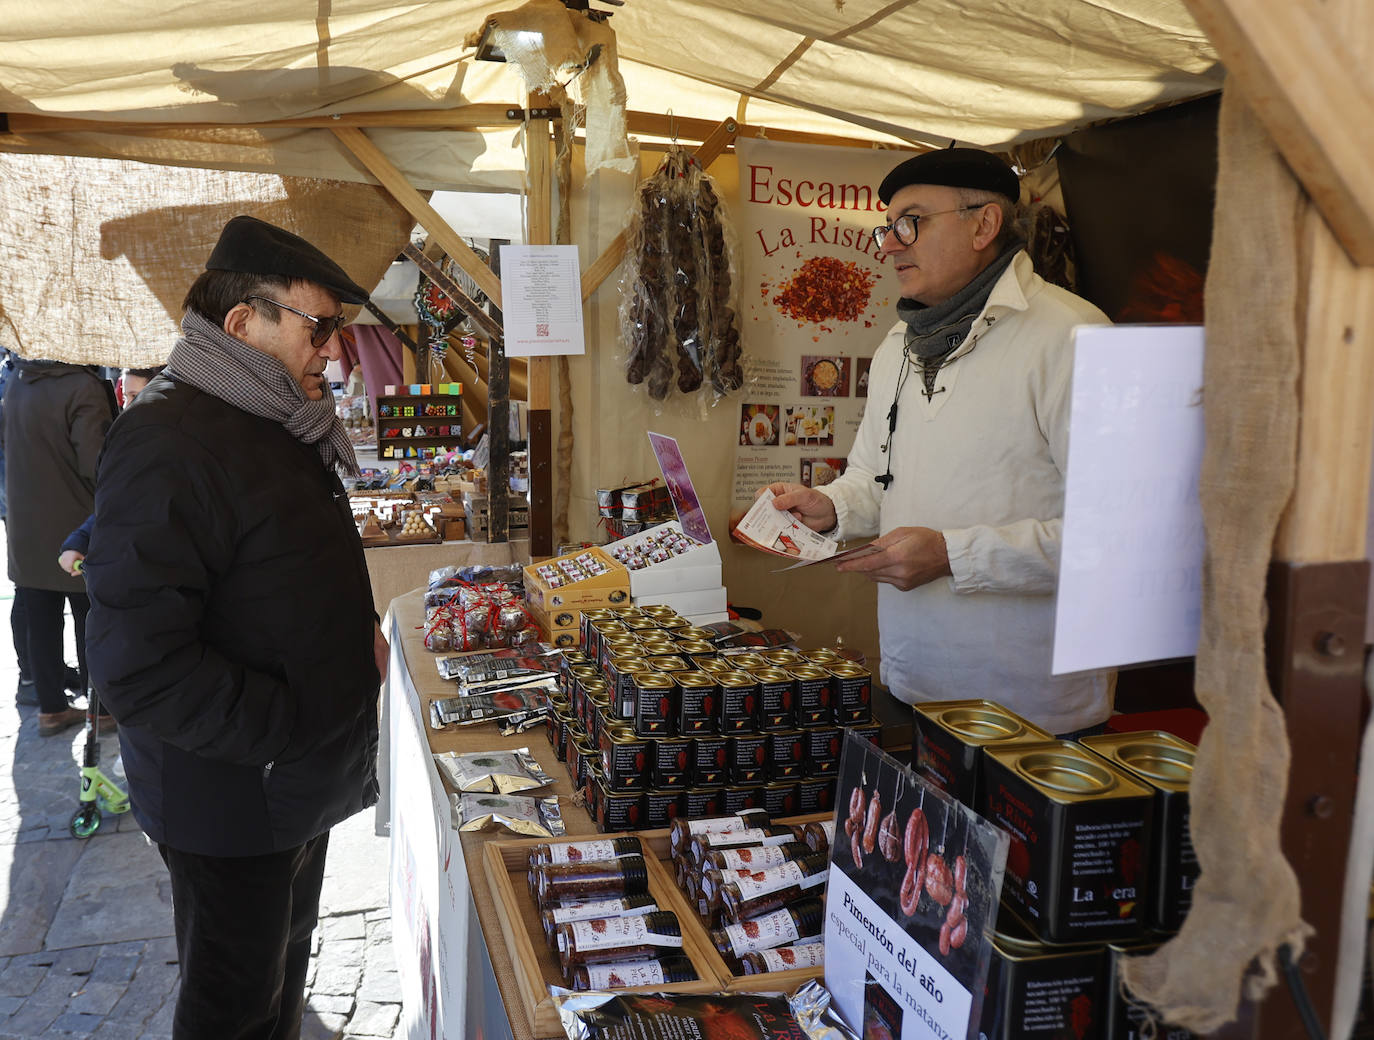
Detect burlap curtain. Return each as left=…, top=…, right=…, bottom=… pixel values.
left=0, top=153, right=417, bottom=367
left=1120, top=87, right=1311, bottom=1032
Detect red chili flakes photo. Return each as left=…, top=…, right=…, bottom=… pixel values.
left=771, top=256, right=878, bottom=324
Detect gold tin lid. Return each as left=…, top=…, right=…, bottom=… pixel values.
left=649, top=656, right=692, bottom=672
left=750, top=667, right=792, bottom=681
left=570, top=664, right=601, bottom=679
left=762, top=649, right=805, bottom=665
left=676, top=671, right=718, bottom=688
left=789, top=665, right=830, bottom=680
left=987, top=741, right=1153, bottom=803
left=674, top=626, right=715, bottom=641
left=633, top=671, right=677, bottom=690
left=918, top=700, right=1053, bottom=746
left=655, top=615, right=689, bottom=628
left=717, top=671, right=758, bottom=689
left=697, top=658, right=735, bottom=674
left=603, top=724, right=642, bottom=744
left=803, top=648, right=842, bottom=664
left=623, top=617, right=661, bottom=631
left=592, top=618, right=629, bottom=633
left=729, top=653, right=767, bottom=670
left=676, top=640, right=717, bottom=655
left=581, top=609, right=615, bottom=622
left=828, top=663, right=870, bottom=678
left=1079, top=731, right=1195, bottom=793
left=638, top=639, right=681, bottom=652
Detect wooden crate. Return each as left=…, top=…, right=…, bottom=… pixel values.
left=482, top=835, right=731, bottom=1038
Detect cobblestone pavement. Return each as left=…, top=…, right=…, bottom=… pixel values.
left=0, top=537, right=402, bottom=1039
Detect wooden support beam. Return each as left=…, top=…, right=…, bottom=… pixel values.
left=6, top=104, right=524, bottom=134
left=1181, top=0, right=1374, bottom=266
left=526, top=104, right=555, bottom=559
left=331, top=126, right=504, bottom=307
left=581, top=117, right=740, bottom=301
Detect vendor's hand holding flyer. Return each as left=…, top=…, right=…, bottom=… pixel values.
left=732, top=488, right=842, bottom=562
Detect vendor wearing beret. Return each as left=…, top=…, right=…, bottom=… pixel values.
left=84, top=216, right=388, bottom=1039
left=760, top=148, right=1114, bottom=737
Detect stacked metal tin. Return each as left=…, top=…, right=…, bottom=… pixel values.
left=914, top=699, right=1199, bottom=1040
left=545, top=605, right=879, bottom=832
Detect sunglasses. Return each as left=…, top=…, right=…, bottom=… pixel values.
left=871, top=205, right=984, bottom=250
left=244, top=295, right=347, bottom=349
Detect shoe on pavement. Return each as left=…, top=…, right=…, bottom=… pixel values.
left=38, top=707, right=86, bottom=737
left=16, top=679, right=37, bottom=706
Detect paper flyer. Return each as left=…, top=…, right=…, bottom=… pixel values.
left=825, top=732, right=1009, bottom=1040
left=731, top=488, right=840, bottom=560
left=498, top=244, right=585, bottom=357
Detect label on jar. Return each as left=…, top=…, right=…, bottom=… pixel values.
left=547, top=840, right=624, bottom=865
left=584, top=960, right=672, bottom=988
left=734, top=861, right=826, bottom=899
left=717, top=845, right=794, bottom=871
left=551, top=898, right=657, bottom=924
left=759, top=943, right=825, bottom=971
left=711, top=827, right=791, bottom=850
left=570, top=917, right=683, bottom=951
left=722, top=908, right=800, bottom=954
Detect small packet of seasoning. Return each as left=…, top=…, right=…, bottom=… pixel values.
left=433, top=748, right=554, bottom=793
left=499, top=709, right=551, bottom=737
left=429, top=688, right=549, bottom=729
left=435, top=647, right=559, bottom=682
left=451, top=792, right=565, bottom=837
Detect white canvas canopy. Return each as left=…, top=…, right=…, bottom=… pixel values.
left=1, top=0, right=1223, bottom=189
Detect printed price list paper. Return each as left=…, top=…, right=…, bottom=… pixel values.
left=499, top=244, right=585, bottom=357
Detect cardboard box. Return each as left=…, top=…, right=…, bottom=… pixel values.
left=632, top=586, right=728, bottom=617
left=525, top=601, right=580, bottom=648
left=524, top=547, right=631, bottom=611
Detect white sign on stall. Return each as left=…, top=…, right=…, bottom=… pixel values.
left=498, top=244, right=585, bottom=357
left=1053, top=324, right=1206, bottom=675
left=825, top=732, right=1008, bottom=1040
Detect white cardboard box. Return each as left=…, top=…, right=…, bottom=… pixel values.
left=631, top=586, right=728, bottom=617
left=601, top=521, right=724, bottom=597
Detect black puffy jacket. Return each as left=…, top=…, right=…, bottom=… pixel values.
left=85, top=374, right=379, bottom=856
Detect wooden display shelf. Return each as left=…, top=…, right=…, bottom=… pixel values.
left=481, top=813, right=831, bottom=1035
left=482, top=835, right=730, bottom=1038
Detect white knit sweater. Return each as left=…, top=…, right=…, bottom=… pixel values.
left=818, top=251, right=1115, bottom=734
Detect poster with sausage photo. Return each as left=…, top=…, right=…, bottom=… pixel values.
left=825, top=731, right=1008, bottom=1040
left=730, top=138, right=916, bottom=507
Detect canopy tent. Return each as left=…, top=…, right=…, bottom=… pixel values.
left=3, top=4, right=1372, bottom=1040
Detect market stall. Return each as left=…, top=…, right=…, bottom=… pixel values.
left=3, top=3, right=1373, bottom=1040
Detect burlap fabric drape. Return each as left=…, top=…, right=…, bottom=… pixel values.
left=0, top=153, right=416, bottom=367
left=1119, top=88, right=1311, bottom=1031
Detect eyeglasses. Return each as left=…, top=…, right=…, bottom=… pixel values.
left=871, top=205, right=984, bottom=250
left=243, top=296, right=347, bottom=349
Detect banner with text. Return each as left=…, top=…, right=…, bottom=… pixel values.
left=731, top=139, right=917, bottom=509
left=826, top=731, right=1009, bottom=1040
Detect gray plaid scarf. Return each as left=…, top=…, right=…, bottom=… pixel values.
left=167, top=310, right=360, bottom=476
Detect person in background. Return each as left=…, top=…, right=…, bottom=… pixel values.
left=85, top=216, right=387, bottom=1040
left=759, top=148, right=1115, bottom=738
left=57, top=366, right=163, bottom=578
left=3, top=355, right=116, bottom=735
left=0, top=346, right=33, bottom=703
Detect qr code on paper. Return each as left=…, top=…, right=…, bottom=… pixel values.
left=536, top=322, right=549, bottom=338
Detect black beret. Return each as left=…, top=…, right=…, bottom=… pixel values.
left=206, top=215, right=369, bottom=304
left=878, top=147, right=1020, bottom=206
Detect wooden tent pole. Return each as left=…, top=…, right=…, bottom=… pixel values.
left=525, top=98, right=555, bottom=559
left=331, top=126, right=504, bottom=307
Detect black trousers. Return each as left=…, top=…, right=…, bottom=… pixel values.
left=16, top=586, right=87, bottom=713
left=159, top=834, right=330, bottom=1040
left=10, top=586, right=28, bottom=682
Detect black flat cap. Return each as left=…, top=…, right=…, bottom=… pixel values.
left=878, top=147, right=1020, bottom=206
left=206, top=215, right=369, bottom=304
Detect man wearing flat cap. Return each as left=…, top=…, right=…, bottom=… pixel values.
left=762, top=148, right=1114, bottom=737
left=85, top=215, right=388, bottom=1040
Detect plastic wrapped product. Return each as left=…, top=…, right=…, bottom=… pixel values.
left=451, top=793, right=565, bottom=837
left=432, top=748, right=554, bottom=794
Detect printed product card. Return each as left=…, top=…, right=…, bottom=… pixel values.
left=732, top=488, right=841, bottom=560
left=825, top=731, right=1009, bottom=1040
